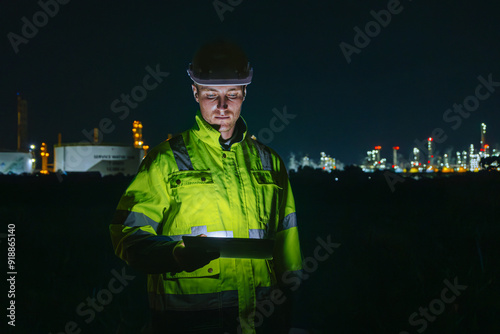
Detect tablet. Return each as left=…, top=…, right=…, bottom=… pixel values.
left=182, top=236, right=274, bottom=260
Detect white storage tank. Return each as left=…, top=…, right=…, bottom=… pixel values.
left=0, top=151, right=35, bottom=175
left=54, top=144, right=144, bottom=176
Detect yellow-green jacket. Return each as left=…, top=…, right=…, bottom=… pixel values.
left=110, top=112, right=302, bottom=332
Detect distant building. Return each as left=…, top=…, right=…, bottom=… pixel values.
left=319, top=152, right=336, bottom=172
left=54, top=143, right=144, bottom=177
left=52, top=122, right=148, bottom=177
left=301, top=155, right=312, bottom=168
left=0, top=150, right=35, bottom=175
left=288, top=152, right=341, bottom=172
left=362, top=146, right=386, bottom=172
left=288, top=153, right=298, bottom=171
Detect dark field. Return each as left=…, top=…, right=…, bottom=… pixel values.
left=1, top=169, right=499, bottom=334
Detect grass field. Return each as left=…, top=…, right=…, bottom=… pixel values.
left=1, top=169, right=499, bottom=333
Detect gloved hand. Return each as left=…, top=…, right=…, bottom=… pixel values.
left=172, top=234, right=220, bottom=272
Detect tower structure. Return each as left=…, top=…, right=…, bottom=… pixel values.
left=480, top=123, right=486, bottom=150
left=17, top=94, right=28, bottom=152
left=444, top=154, right=450, bottom=168
left=469, top=144, right=480, bottom=171
left=301, top=155, right=310, bottom=168
left=412, top=147, right=420, bottom=167
left=427, top=137, right=433, bottom=166
left=374, top=146, right=381, bottom=163
left=462, top=150, right=468, bottom=169
left=40, top=142, right=49, bottom=174
left=480, top=123, right=490, bottom=157
left=393, top=146, right=399, bottom=169
left=133, top=121, right=144, bottom=148
left=93, top=128, right=100, bottom=144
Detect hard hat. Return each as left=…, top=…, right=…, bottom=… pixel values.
left=187, top=40, right=253, bottom=86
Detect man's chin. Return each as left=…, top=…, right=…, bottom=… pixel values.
left=216, top=122, right=231, bottom=130
left=209, top=123, right=231, bottom=133
left=210, top=124, right=221, bottom=131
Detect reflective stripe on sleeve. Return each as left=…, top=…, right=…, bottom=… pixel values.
left=122, top=211, right=158, bottom=231
left=113, top=210, right=160, bottom=231
left=278, top=212, right=297, bottom=232
left=169, top=134, right=194, bottom=171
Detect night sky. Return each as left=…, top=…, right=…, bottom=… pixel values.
left=1, top=0, right=500, bottom=165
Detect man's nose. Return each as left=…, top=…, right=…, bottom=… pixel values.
left=217, top=96, right=228, bottom=110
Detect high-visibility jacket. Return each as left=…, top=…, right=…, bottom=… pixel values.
left=110, top=111, right=302, bottom=333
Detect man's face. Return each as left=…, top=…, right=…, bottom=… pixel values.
left=192, top=84, right=246, bottom=140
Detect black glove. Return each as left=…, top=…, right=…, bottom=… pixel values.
left=172, top=234, right=220, bottom=272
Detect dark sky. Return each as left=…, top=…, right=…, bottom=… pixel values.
left=1, top=0, right=499, bottom=165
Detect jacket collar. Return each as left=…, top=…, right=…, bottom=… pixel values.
left=192, top=110, right=248, bottom=149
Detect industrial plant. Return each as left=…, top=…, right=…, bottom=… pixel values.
left=0, top=95, right=147, bottom=176
left=360, top=123, right=499, bottom=173
left=1, top=95, right=498, bottom=176
left=0, top=94, right=35, bottom=174
left=52, top=120, right=148, bottom=176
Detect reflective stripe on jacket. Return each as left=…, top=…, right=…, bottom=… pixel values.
left=110, top=111, right=302, bottom=332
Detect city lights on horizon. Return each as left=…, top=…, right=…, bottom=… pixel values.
left=360, top=122, right=498, bottom=173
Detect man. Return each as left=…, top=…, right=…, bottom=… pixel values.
left=110, top=40, right=302, bottom=334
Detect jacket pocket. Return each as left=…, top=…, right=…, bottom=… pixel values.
left=163, top=258, right=220, bottom=279
left=169, top=170, right=214, bottom=189
left=251, top=170, right=283, bottom=225
left=166, top=170, right=220, bottom=236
